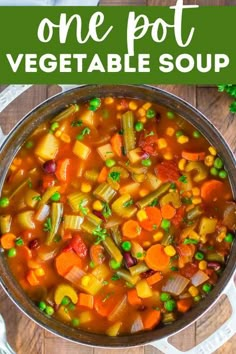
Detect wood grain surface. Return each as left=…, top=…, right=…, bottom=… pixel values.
left=0, top=1, right=236, bottom=354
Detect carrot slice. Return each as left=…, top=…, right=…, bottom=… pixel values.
left=55, top=250, right=82, bottom=277
left=161, top=204, right=176, bottom=220
left=177, top=298, right=192, bottom=313
left=26, top=270, right=39, bottom=286
left=145, top=244, right=170, bottom=271
left=55, top=158, right=71, bottom=182
left=181, top=151, right=205, bottom=161
left=97, top=166, right=109, bottom=183
left=0, top=233, right=16, bottom=249
left=127, top=288, right=142, bottom=306
left=200, top=179, right=224, bottom=202
left=94, top=293, right=118, bottom=317
left=146, top=271, right=163, bottom=286
left=122, top=220, right=141, bottom=239
left=111, top=133, right=122, bottom=157
left=143, top=309, right=161, bottom=330
left=139, top=207, right=162, bottom=231
left=90, top=244, right=105, bottom=265
left=78, top=293, right=94, bottom=309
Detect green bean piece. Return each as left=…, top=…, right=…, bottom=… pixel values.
left=46, top=203, right=64, bottom=245
left=103, top=237, right=123, bottom=263
left=122, top=111, right=136, bottom=152
left=51, top=104, right=79, bottom=123
left=93, top=183, right=117, bottom=203
left=186, top=206, right=203, bottom=220
left=116, top=269, right=139, bottom=285
left=129, top=262, right=149, bottom=277
left=136, top=182, right=171, bottom=209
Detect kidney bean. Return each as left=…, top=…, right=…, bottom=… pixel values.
left=28, top=238, right=40, bottom=250
left=123, top=252, right=137, bottom=268
left=43, top=160, right=57, bottom=174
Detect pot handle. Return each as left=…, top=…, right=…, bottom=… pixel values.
left=150, top=274, right=236, bottom=354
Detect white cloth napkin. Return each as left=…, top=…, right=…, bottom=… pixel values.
left=0, top=0, right=99, bottom=5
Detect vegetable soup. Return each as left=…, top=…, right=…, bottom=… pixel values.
left=0, top=96, right=235, bottom=336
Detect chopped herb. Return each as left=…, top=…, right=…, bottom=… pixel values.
left=102, top=292, right=113, bottom=302
left=170, top=183, right=176, bottom=190
left=71, top=120, right=83, bottom=127
left=184, top=238, right=198, bottom=245
left=102, top=202, right=112, bottom=218
left=89, top=261, right=95, bottom=268
left=183, top=217, right=195, bottom=226
left=118, top=129, right=124, bottom=135
left=109, top=171, right=121, bottom=182
left=102, top=281, right=109, bottom=286
left=125, top=160, right=130, bottom=166
left=102, top=109, right=109, bottom=119
left=136, top=252, right=143, bottom=258
left=32, top=195, right=42, bottom=201
left=79, top=200, right=88, bottom=215
left=121, top=146, right=126, bottom=156
left=15, top=238, right=24, bottom=246
left=125, top=282, right=134, bottom=288
left=27, top=179, right=32, bottom=189
left=111, top=273, right=120, bottom=281
left=93, top=225, right=108, bottom=244
left=123, top=199, right=133, bottom=207
left=149, top=198, right=158, bottom=207
left=181, top=197, right=192, bottom=205
left=218, top=84, right=236, bottom=113
left=76, top=127, right=91, bottom=141
left=170, top=266, right=179, bottom=271
left=153, top=224, right=158, bottom=230
left=145, top=131, right=155, bottom=138
left=43, top=217, right=52, bottom=232
left=153, top=306, right=160, bottom=311
left=53, top=235, right=62, bottom=243
left=178, top=175, right=188, bottom=184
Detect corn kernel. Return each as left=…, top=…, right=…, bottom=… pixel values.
left=35, top=268, right=45, bottom=277
left=192, top=187, right=200, bottom=196
left=137, top=210, right=148, bottom=222
left=60, top=133, right=71, bottom=144
left=199, top=260, right=207, bottom=270
left=164, top=245, right=176, bottom=257
left=188, top=230, right=200, bottom=241
left=209, top=146, right=217, bottom=156
left=142, top=102, right=152, bottom=111
left=192, top=197, right=202, bottom=205
left=158, top=138, right=167, bottom=150
left=137, top=108, right=146, bottom=117
left=139, top=189, right=149, bottom=197
left=163, top=152, right=173, bottom=160
left=166, top=127, right=175, bottom=137
left=10, top=165, right=17, bottom=172
left=177, top=135, right=189, bottom=144
left=139, top=117, right=147, bottom=124
left=55, top=130, right=62, bottom=138
left=81, top=275, right=91, bottom=287
left=129, top=101, right=138, bottom=111
left=204, top=155, right=214, bottom=167
left=117, top=104, right=124, bottom=111
left=153, top=231, right=164, bottom=242
left=104, top=97, right=114, bottom=105
left=178, top=158, right=186, bottom=171
left=13, top=158, right=22, bottom=166
left=27, top=260, right=41, bottom=269
left=81, top=183, right=92, bottom=193
left=188, top=286, right=199, bottom=297
left=116, top=113, right=122, bottom=119
left=143, top=241, right=151, bottom=248
left=93, top=200, right=103, bottom=211
left=217, top=231, right=226, bottom=242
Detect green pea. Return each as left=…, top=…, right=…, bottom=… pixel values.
left=72, top=318, right=80, bottom=327
left=214, top=157, right=223, bottom=169
left=25, top=141, right=34, bottom=149
left=224, top=233, right=234, bottom=243
left=121, top=241, right=131, bottom=252
left=50, top=122, right=59, bottom=132
left=89, top=98, right=101, bottom=111
left=68, top=303, right=76, bottom=311
left=175, top=130, right=184, bottom=138
left=164, top=299, right=176, bottom=312
left=193, top=130, right=201, bottom=138
left=61, top=296, right=70, bottom=306
left=202, top=283, right=212, bottom=293
left=167, top=111, right=175, bottom=119
left=38, top=301, right=47, bottom=311
left=219, top=170, right=228, bottom=179
left=45, top=306, right=54, bottom=316
left=141, top=158, right=152, bottom=167
left=51, top=191, right=61, bottom=202
left=210, top=167, right=218, bottom=176
left=0, top=197, right=9, bottom=208
left=161, top=219, right=171, bottom=231
left=105, top=159, right=116, bottom=168
left=135, top=122, right=144, bottom=132
left=89, top=261, right=95, bottom=268
left=8, top=248, right=16, bottom=258
left=160, top=292, right=171, bottom=302
left=146, top=109, right=156, bottom=119
left=195, top=251, right=204, bottom=260
left=15, top=238, right=24, bottom=246
left=110, top=259, right=121, bottom=270
left=194, top=295, right=201, bottom=302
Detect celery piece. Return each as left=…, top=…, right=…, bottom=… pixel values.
left=160, top=191, right=181, bottom=209
left=64, top=214, right=84, bottom=231
left=112, top=194, right=137, bottom=218
left=38, top=186, right=61, bottom=209
left=102, top=237, right=123, bottom=263
left=129, top=262, right=149, bottom=277
left=136, top=182, right=171, bottom=209
left=81, top=213, right=102, bottom=234
left=24, top=189, right=41, bottom=208
left=51, top=104, right=79, bottom=123
left=84, top=169, right=99, bottom=182
left=35, top=133, right=59, bottom=161
left=0, top=215, right=12, bottom=234
left=46, top=203, right=64, bottom=245
left=116, top=269, right=140, bottom=285
left=17, top=211, right=35, bottom=230
left=110, top=226, right=122, bottom=246
left=93, top=183, right=116, bottom=203
left=67, top=192, right=90, bottom=213
left=122, top=111, right=136, bottom=152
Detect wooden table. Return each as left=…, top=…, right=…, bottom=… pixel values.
left=0, top=2, right=236, bottom=353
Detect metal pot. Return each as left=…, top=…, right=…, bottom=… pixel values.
left=0, top=85, right=235, bottom=354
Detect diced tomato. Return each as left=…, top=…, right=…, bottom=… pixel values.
left=180, top=262, right=198, bottom=278
left=120, top=99, right=129, bottom=109
left=41, top=175, right=55, bottom=191
left=172, top=206, right=185, bottom=227
left=155, top=160, right=180, bottom=182
left=138, top=130, right=158, bottom=156
left=69, top=234, right=88, bottom=258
